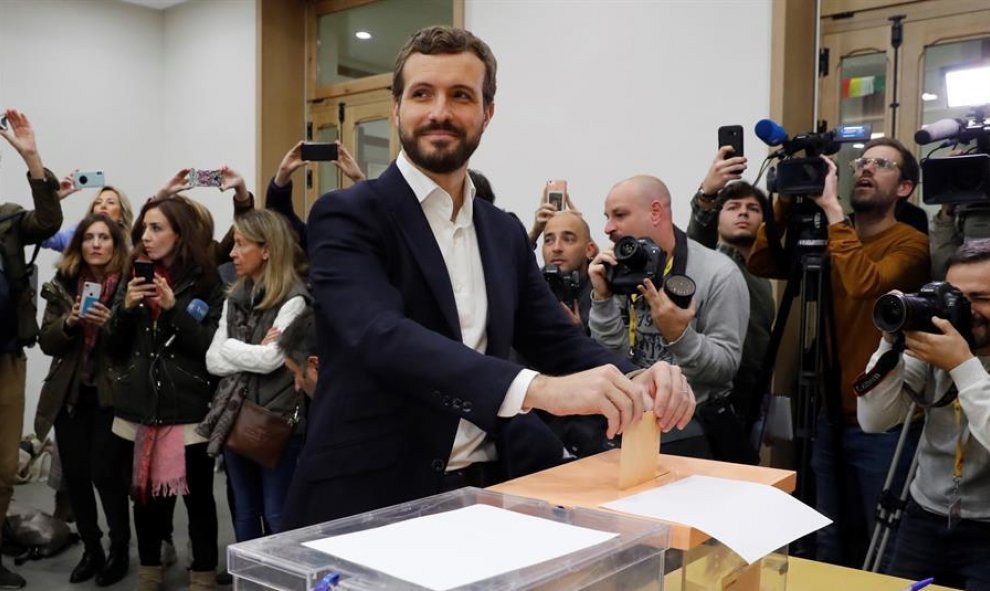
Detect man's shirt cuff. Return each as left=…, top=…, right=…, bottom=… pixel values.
left=499, top=369, right=538, bottom=417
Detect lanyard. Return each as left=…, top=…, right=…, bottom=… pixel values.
left=953, top=399, right=966, bottom=484
left=628, top=252, right=676, bottom=348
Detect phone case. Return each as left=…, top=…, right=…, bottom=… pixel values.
left=74, top=171, right=106, bottom=189
left=134, top=261, right=155, bottom=284
left=187, top=169, right=223, bottom=188
left=80, top=281, right=102, bottom=316
left=718, top=126, right=744, bottom=158
left=301, top=143, right=339, bottom=162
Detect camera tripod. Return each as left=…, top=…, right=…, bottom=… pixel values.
left=753, top=200, right=850, bottom=560
left=863, top=403, right=921, bottom=572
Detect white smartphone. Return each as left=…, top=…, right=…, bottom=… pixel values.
left=74, top=171, right=106, bottom=189
left=80, top=282, right=102, bottom=316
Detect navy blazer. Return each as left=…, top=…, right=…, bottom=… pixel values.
left=283, top=163, right=635, bottom=527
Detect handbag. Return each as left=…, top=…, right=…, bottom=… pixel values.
left=225, top=399, right=299, bottom=470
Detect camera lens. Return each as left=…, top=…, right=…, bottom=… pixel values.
left=873, top=294, right=908, bottom=332
left=614, top=236, right=646, bottom=268
left=78, top=175, right=88, bottom=185
left=664, top=275, right=696, bottom=309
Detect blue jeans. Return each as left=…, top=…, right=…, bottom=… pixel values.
left=224, top=436, right=303, bottom=542
left=810, top=414, right=921, bottom=568
left=890, top=498, right=990, bottom=591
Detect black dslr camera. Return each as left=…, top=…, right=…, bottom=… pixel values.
left=873, top=281, right=973, bottom=343
left=543, top=264, right=581, bottom=306
left=605, top=236, right=665, bottom=296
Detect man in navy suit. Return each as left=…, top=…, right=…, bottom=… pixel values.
left=282, top=26, right=696, bottom=528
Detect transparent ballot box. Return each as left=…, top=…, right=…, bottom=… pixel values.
left=228, top=487, right=671, bottom=590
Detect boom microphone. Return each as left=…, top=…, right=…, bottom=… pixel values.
left=755, top=118, right=789, bottom=147
left=915, top=118, right=965, bottom=145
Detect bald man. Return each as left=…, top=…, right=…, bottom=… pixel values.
left=541, top=211, right=598, bottom=332
left=588, top=175, right=749, bottom=460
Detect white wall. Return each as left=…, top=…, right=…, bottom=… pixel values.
left=0, top=0, right=256, bottom=435
left=161, top=0, right=257, bottom=230
left=465, top=0, right=773, bottom=251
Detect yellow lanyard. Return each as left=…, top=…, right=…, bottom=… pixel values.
left=628, top=252, right=676, bottom=348
left=953, top=399, right=966, bottom=483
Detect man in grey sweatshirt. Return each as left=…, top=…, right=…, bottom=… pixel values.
left=589, top=175, right=749, bottom=460
left=859, top=239, right=990, bottom=589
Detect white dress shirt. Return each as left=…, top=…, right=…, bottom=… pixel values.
left=396, top=152, right=536, bottom=471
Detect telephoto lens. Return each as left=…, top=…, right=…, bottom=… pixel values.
left=664, top=274, right=695, bottom=309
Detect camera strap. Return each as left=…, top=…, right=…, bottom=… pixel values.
left=853, top=335, right=905, bottom=397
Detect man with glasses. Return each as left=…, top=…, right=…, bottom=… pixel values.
left=749, top=137, right=931, bottom=568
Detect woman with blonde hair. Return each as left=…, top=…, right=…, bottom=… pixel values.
left=36, top=213, right=133, bottom=586
left=199, top=208, right=309, bottom=542
left=42, top=184, right=135, bottom=252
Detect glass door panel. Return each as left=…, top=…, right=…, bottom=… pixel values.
left=836, top=52, right=888, bottom=203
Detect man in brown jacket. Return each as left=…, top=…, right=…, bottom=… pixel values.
left=0, top=109, right=62, bottom=589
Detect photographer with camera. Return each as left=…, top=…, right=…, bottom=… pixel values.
left=689, top=147, right=775, bottom=435
left=748, top=137, right=930, bottom=567
left=589, top=175, right=749, bottom=460
left=541, top=211, right=598, bottom=332
left=859, top=240, right=990, bottom=589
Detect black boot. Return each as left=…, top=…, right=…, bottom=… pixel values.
left=0, top=559, right=26, bottom=590
left=95, top=545, right=129, bottom=587
left=70, top=545, right=106, bottom=584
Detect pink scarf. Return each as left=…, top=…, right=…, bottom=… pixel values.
left=132, top=425, right=188, bottom=503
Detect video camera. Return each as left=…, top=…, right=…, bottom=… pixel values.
left=756, top=119, right=872, bottom=196
left=915, top=109, right=990, bottom=205
left=543, top=264, right=581, bottom=306
left=872, top=281, right=973, bottom=344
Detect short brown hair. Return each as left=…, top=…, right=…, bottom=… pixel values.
left=392, top=26, right=497, bottom=107
left=948, top=238, right=990, bottom=268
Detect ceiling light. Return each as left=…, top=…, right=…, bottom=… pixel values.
left=355, top=31, right=372, bottom=40
left=945, top=65, right=990, bottom=108
left=921, top=92, right=939, bottom=102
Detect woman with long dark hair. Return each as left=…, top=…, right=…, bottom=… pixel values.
left=36, top=214, right=131, bottom=586
left=104, top=195, right=224, bottom=591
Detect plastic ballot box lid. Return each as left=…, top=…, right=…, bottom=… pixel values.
left=228, top=487, right=670, bottom=591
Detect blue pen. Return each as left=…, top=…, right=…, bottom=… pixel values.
left=900, top=577, right=934, bottom=591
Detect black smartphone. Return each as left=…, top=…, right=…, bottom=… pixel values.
left=718, top=125, right=744, bottom=159
left=301, top=142, right=339, bottom=162
left=133, top=260, right=155, bottom=284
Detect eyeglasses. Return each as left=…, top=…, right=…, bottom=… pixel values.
left=850, top=157, right=900, bottom=172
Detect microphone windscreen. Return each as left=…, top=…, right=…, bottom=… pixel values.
left=186, top=298, right=209, bottom=323
left=755, top=118, right=788, bottom=146
left=914, top=118, right=963, bottom=145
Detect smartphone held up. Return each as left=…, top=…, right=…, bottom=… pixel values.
left=547, top=179, right=567, bottom=211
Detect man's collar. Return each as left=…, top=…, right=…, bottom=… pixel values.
left=396, top=151, right=477, bottom=206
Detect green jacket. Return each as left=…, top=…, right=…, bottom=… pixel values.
left=35, top=275, right=114, bottom=439
left=0, top=169, right=62, bottom=349
left=104, top=265, right=224, bottom=425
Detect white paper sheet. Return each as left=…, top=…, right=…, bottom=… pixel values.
left=603, top=474, right=830, bottom=564
left=302, top=504, right=618, bottom=590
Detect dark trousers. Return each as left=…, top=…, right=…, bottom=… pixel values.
left=54, top=397, right=131, bottom=550
left=810, top=414, right=921, bottom=568
left=889, top=498, right=990, bottom=591
left=128, top=442, right=217, bottom=571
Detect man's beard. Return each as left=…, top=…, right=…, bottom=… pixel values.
left=399, top=120, right=481, bottom=174
left=851, top=187, right=895, bottom=215
left=720, top=230, right=756, bottom=249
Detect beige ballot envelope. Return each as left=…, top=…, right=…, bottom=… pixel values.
left=618, top=411, right=661, bottom=489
